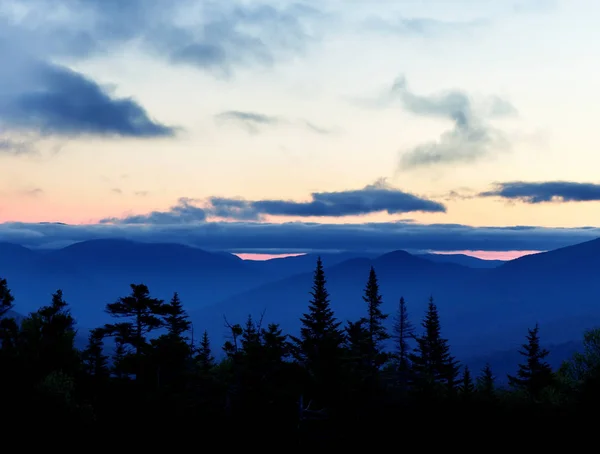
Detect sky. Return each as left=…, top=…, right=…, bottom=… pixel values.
left=1, top=0, right=600, bottom=257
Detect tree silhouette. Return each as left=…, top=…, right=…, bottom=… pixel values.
left=476, top=363, right=496, bottom=400
left=460, top=365, right=475, bottom=400
left=197, top=330, right=215, bottom=373
left=291, top=257, right=345, bottom=407
left=362, top=267, right=390, bottom=373
left=104, top=283, right=169, bottom=382
left=0, top=277, right=14, bottom=318
left=20, top=290, right=79, bottom=382
left=82, top=328, right=109, bottom=379
left=163, top=292, right=191, bottom=340
left=392, top=296, right=414, bottom=385
left=409, top=297, right=460, bottom=396
left=508, top=323, right=553, bottom=401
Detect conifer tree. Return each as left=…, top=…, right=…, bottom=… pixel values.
left=150, top=292, right=193, bottom=390
left=476, top=363, right=496, bottom=400
left=362, top=267, right=390, bottom=372
left=164, top=292, right=191, bottom=340
left=104, top=283, right=168, bottom=381
left=409, top=297, right=460, bottom=396
left=197, top=330, right=215, bottom=373
left=291, top=257, right=345, bottom=406
left=262, top=323, right=290, bottom=364
left=0, top=278, right=18, bottom=353
left=345, top=319, right=371, bottom=390
left=392, top=296, right=414, bottom=382
left=0, top=277, right=14, bottom=317
left=82, top=328, right=109, bottom=379
left=460, top=365, right=475, bottom=399
left=508, top=323, right=554, bottom=400
left=17, top=290, right=79, bottom=389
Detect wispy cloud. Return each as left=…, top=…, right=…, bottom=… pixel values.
left=480, top=181, right=600, bottom=203
left=215, top=111, right=281, bottom=134
left=19, top=188, right=44, bottom=197
left=387, top=75, right=515, bottom=170
left=215, top=110, right=334, bottom=135
left=362, top=16, right=486, bottom=37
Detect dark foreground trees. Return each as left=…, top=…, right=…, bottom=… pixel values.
left=0, top=261, right=596, bottom=444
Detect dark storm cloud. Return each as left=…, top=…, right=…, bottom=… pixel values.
left=480, top=181, right=600, bottom=203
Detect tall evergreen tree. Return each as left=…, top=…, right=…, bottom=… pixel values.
left=150, top=292, right=193, bottom=390
left=164, top=292, right=191, bottom=340
left=476, top=363, right=496, bottom=400
left=392, top=296, right=414, bottom=382
left=104, top=283, right=168, bottom=381
left=19, top=290, right=79, bottom=384
left=111, top=323, right=131, bottom=379
left=508, top=323, right=554, bottom=400
left=362, top=267, right=390, bottom=372
left=197, top=330, right=215, bottom=373
left=409, top=297, right=460, bottom=396
left=291, top=257, right=345, bottom=407
left=0, top=277, right=14, bottom=318
left=460, top=366, right=475, bottom=399
left=0, top=278, right=18, bottom=352
left=82, top=328, right=109, bottom=379
left=345, top=319, right=371, bottom=386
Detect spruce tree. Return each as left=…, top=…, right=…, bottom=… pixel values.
left=197, top=330, right=215, bottom=373
left=0, top=277, right=14, bottom=317
left=362, top=267, right=390, bottom=372
left=476, top=363, right=496, bottom=400
left=392, top=296, right=414, bottom=382
left=104, top=283, right=169, bottom=382
left=164, top=292, right=191, bottom=340
left=82, top=328, right=109, bottom=379
left=508, top=323, right=554, bottom=400
left=460, top=365, right=475, bottom=399
left=409, top=297, right=460, bottom=396
left=19, top=290, right=79, bottom=384
left=291, top=257, right=345, bottom=407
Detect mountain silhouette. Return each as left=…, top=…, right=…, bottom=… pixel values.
left=417, top=253, right=505, bottom=268
left=2, top=237, right=600, bottom=360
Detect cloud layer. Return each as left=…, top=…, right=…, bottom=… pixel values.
left=101, top=181, right=446, bottom=224
left=481, top=181, right=600, bottom=203
left=2, top=220, right=598, bottom=253
left=0, top=1, right=325, bottom=143
left=0, top=59, right=174, bottom=138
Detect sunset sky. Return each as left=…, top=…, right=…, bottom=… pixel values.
left=1, top=0, right=600, bottom=257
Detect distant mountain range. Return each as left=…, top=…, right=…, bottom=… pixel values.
left=2, top=237, right=599, bottom=375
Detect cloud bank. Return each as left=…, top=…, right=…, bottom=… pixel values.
left=480, top=181, right=600, bottom=203
left=101, top=181, right=446, bottom=224
left=2, top=220, right=598, bottom=254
